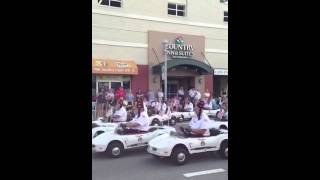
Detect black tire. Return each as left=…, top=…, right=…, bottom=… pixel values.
left=220, top=125, right=228, bottom=130
left=170, top=146, right=189, bottom=165
left=107, top=141, right=124, bottom=158
left=151, top=118, right=160, bottom=126
left=180, top=115, right=184, bottom=122
left=169, top=119, right=176, bottom=126
left=219, top=141, right=228, bottom=159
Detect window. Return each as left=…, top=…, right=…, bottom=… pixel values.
left=123, top=81, right=131, bottom=90
left=98, top=0, right=121, bottom=8
left=168, top=3, right=185, bottom=17
left=224, top=11, right=228, bottom=22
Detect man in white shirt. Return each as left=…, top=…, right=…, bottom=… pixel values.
left=157, top=89, right=164, bottom=101
left=111, top=100, right=127, bottom=123
left=194, top=89, right=201, bottom=102
left=188, top=88, right=195, bottom=99
left=183, top=100, right=210, bottom=137
left=120, top=100, right=149, bottom=133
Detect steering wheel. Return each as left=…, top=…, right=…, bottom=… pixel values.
left=180, top=127, right=191, bottom=136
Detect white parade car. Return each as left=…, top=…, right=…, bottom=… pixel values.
left=147, top=128, right=228, bottom=165
left=208, top=119, right=228, bottom=130
left=170, top=111, right=195, bottom=122
left=148, top=114, right=176, bottom=126
left=92, top=117, right=108, bottom=128
left=92, top=123, right=119, bottom=138
left=92, top=118, right=120, bottom=138
left=170, top=109, right=220, bottom=122
left=92, top=126, right=176, bottom=158
left=203, top=109, right=221, bottom=118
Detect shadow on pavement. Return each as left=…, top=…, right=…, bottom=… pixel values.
left=92, top=147, right=148, bottom=159
left=141, top=151, right=227, bottom=167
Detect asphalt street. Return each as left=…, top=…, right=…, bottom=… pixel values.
left=92, top=147, right=227, bottom=180
left=92, top=121, right=228, bottom=180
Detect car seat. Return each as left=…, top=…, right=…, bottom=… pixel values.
left=209, top=128, right=221, bottom=136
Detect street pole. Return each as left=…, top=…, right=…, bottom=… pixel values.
left=164, top=43, right=167, bottom=102
left=161, top=40, right=168, bottom=102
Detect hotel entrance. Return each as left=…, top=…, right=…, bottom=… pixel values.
left=161, top=76, right=195, bottom=98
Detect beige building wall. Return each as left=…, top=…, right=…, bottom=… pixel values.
left=92, top=0, right=228, bottom=78
left=93, top=0, right=228, bottom=25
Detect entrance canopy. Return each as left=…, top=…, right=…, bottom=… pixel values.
left=152, top=58, right=214, bottom=75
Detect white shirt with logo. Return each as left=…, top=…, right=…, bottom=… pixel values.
left=189, top=113, right=210, bottom=136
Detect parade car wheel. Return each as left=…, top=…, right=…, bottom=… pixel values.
left=171, top=146, right=189, bottom=165
left=107, top=141, right=124, bottom=158
left=169, top=119, right=176, bottom=126
left=220, top=125, right=228, bottom=130
left=151, top=118, right=160, bottom=126
left=219, top=141, right=228, bottom=159
left=178, top=115, right=184, bottom=122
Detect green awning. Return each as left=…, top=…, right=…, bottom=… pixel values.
left=152, top=58, right=214, bottom=75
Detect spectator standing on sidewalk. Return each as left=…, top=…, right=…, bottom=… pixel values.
left=194, top=89, right=202, bottom=105
left=126, top=89, right=134, bottom=106
left=177, top=86, right=185, bottom=103
left=115, top=86, right=125, bottom=101
left=135, top=88, right=144, bottom=106
left=204, top=89, right=210, bottom=101
left=96, top=91, right=106, bottom=119
left=148, top=90, right=156, bottom=105
left=106, top=88, right=114, bottom=106
left=188, top=87, right=196, bottom=103
left=157, top=89, right=164, bottom=101
left=183, top=97, right=194, bottom=112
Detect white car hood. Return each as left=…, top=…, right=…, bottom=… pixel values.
left=92, top=131, right=116, bottom=144
left=148, top=133, right=182, bottom=148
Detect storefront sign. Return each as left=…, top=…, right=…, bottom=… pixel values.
left=165, top=36, right=194, bottom=58
left=214, top=69, right=228, bottom=76
left=92, top=59, right=138, bottom=75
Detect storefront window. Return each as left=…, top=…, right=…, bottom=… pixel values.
left=111, top=82, right=121, bottom=90
left=98, top=81, right=109, bottom=92
left=123, top=81, right=131, bottom=90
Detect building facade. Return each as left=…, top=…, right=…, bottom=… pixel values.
left=92, top=0, right=228, bottom=98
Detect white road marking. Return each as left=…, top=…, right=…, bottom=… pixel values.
left=183, top=168, right=226, bottom=178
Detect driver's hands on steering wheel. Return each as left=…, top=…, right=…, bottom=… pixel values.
left=180, top=126, right=191, bottom=135
left=184, top=127, right=192, bottom=133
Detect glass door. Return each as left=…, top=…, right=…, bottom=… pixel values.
left=96, top=81, right=110, bottom=95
